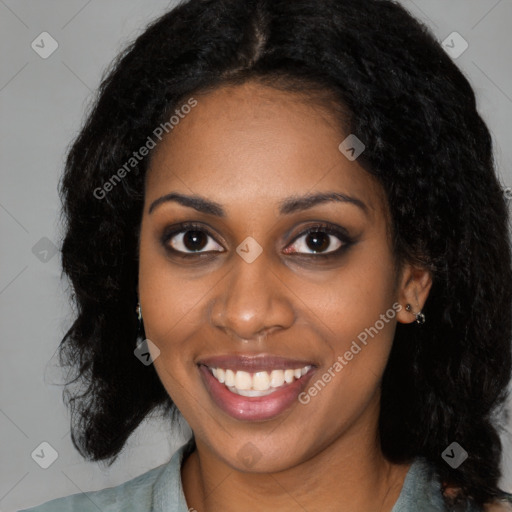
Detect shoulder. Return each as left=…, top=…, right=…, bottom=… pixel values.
left=392, top=457, right=450, bottom=511
left=18, top=437, right=196, bottom=512
left=393, top=458, right=469, bottom=511
left=17, top=463, right=168, bottom=512
left=395, top=457, right=512, bottom=512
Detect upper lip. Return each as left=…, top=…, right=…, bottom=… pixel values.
left=197, top=354, right=317, bottom=372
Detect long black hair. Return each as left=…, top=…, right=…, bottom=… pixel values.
left=58, top=0, right=512, bottom=507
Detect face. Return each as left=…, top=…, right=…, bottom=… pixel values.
left=138, top=81, right=424, bottom=473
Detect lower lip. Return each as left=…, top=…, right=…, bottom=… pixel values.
left=198, top=364, right=315, bottom=421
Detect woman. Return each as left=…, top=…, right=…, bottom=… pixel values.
left=20, top=0, right=512, bottom=510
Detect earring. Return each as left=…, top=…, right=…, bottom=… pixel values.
left=405, top=303, right=426, bottom=324
left=135, top=302, right=143, bottom=336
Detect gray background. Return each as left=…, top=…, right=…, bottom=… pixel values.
left=1, top=1, right=511, bottom=510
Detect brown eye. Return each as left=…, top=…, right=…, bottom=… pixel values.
left=181, top=230, right=208, bottom=252
left=285, top=225, right=349, bottom=256
left=163, top=223, right=224, bottom=254
left=304, top=231, right=334, bottom=253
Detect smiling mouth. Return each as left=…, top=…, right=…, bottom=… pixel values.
left=197, top=357, right=317, bottom=421
left=204, top=365, right=313, bottom=397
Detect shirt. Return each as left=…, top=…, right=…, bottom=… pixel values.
left=17, top=437, right=499, bottom=511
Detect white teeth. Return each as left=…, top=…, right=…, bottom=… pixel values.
left=225, top=369, right=235, bottom=387
left=227, top=386, right=276, bottom=397
left=234, top=370, right=252, bottom=390
left=270, top=370, right=285, bottom=387
left=284, top=369, right=295, bottom=383
left=209, top=365, right=312, bottom=394
left=253, top=371, right=270, bottom=391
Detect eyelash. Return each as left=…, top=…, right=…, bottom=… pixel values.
left=161, top=222, right=354, bottom=260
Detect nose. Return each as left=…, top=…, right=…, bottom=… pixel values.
left=209, top=251, right=295, bottom=342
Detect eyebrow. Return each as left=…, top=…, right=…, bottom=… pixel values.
left=148, top=191, right=369, bottom=216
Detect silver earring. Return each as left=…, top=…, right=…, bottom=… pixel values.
left=135, top=302, right=144, bottom=345
left=405, top=303, right=426, bottom=324
left=135, top=302, right=144, bottom=340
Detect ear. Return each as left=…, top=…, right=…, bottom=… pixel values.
left=395, top=263, right=432, bottom=324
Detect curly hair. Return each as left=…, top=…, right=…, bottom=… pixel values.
left=57, top=0, right=512, bottom=508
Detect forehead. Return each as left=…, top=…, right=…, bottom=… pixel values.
left=145, top=81, right=387, bottom=220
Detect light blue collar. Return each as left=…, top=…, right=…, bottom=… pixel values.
left=153, top=437, right=195, bottom=512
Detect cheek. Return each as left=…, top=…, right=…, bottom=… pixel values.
left=296, top=297, right=397, bottom=437
left=137, top=226, right=207, bottom=362
left=295, top=248, right=398, bottom=402
left=138, top=240, right=209, bottom=413
left=302, top=285, right=397, bottom=382
left=296, top=245, right=398, bottom=344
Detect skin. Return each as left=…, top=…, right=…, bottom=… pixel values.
left=138, top=80, right=432, bottom=512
